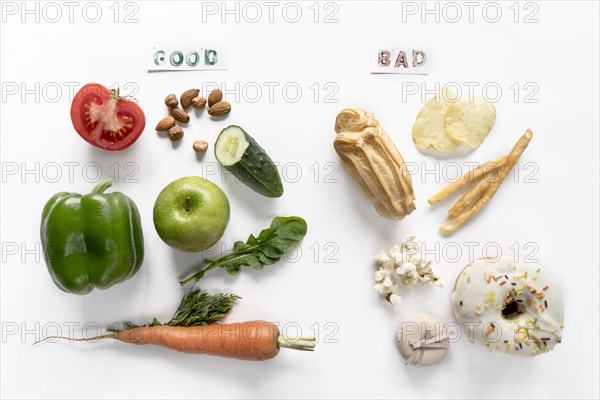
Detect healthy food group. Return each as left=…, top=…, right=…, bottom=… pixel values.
left=39, top=82, right=308, bottom=361
left=37, top=80, right=564, bottom=366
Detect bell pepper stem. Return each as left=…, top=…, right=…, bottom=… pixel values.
left=92, top=179, right=113, bottom=194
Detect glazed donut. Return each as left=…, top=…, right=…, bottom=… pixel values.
left=451, top=258, right=564, bottom=357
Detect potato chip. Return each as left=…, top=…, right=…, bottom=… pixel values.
left=444, top=97, right=496, bottom=148
left=412, top=90, right=460, bottom=152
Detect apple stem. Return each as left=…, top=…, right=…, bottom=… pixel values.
left=185, top=196, right=191, bottom=212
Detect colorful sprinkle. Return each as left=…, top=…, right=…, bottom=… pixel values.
left=543, top=286, right=549, bottom=291
left=500, top=281, right=507, bottom=285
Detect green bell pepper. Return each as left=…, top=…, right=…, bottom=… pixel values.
left=40, top=179, right=144, bottom=295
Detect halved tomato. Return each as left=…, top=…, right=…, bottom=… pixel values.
left=70, top=83, right=146, bottom=151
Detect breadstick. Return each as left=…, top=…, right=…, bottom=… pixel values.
left=428, top=156, right=507, bottom=205
left=440, top=129, right=533, bottom=234
left=448, top=177, right=491, bottom=217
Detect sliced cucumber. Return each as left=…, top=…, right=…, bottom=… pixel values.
left=215, top=125, right=284, bottom=198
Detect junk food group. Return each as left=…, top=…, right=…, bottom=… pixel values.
left=37, top=79, right=563, bottom=368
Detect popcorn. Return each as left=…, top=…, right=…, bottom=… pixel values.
left=373, top=236, right=444, bottom=305
left=375, top=250, right=390, bottom=265
left=388, top=293, right=401, bottom=305
left=374, top=283, right=386, bottom=295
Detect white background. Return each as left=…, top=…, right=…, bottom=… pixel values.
left=1, top=1, right=599, bottom=399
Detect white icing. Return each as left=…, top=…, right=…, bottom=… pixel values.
left=451, top=257, right=564, bottom=357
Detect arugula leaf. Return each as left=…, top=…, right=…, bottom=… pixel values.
left=180, top=216, right=308, bottom=285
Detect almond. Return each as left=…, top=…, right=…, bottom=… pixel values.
left=180, top=88, right=200, bottom=110
left=170, top=108, right=190, bottom=124
left=208, top=101, right=231, bottom=117
left=208, top=89, right=223, bottom=107
left=155, top=116, right=176, bottom=131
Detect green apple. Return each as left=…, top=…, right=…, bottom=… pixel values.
left=153, top=176, right=230, bottom=252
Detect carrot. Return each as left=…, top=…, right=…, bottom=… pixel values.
left=34, top=289, right=315, bottom=361
left=36, top=320, right=315, bottom=361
